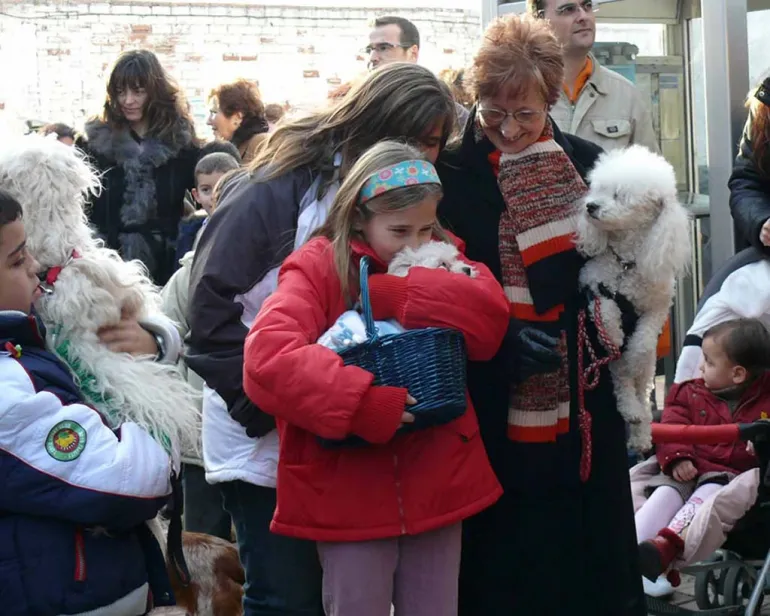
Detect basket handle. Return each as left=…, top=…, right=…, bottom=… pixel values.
left=358, top=257, right=378, bottom=342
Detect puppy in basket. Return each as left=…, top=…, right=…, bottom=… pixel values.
left=576, top=145, right=691, bottom=451
left=318, top=241, right=476, bottom=351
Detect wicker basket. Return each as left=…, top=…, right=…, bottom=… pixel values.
left=320, top=256, right=468, bottom=447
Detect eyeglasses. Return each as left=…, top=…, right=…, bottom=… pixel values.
left=538, top=1, right=598, bottom=18
left=477, top=106, right=547, bottom=127
left=364, top=42, right=412, bottom=55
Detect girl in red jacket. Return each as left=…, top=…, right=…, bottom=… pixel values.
left=243, top=140, right=509, bottom=616
left=636, top=318, right=770, bottom=584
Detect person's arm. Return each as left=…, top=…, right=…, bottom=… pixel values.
left=656, top=382, right=698, bottom=475
left=243, top=241, right=406, bottom=444
left=630, top=93, right=660, bottom=154
left=729, top=112, right=770, bottom=254
left=365, top=257, right=510, bottom=362
left=186, top=171, right=310, bottom=437
left=0, top=356, right=172, bottom=530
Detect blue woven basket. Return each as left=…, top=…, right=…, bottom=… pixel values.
left=319, top=257, right=468, bottom=447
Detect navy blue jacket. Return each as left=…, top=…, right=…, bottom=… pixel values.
left=0, top=311, right=174, bottom=615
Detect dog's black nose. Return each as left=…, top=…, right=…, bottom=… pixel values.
left=586, top=202, right=599, bottom=215
left=461, top=265, right=473, bottom=276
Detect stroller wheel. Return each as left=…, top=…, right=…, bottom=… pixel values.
left=723, top=564, right=763, bottom=614
left=694, top=568, right=723, bottom=609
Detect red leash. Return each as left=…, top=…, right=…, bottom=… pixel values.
left=577, top=297, right=621, bottom=482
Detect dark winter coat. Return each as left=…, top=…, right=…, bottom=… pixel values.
left=436, top=109, right=646, bottom=616
left=657, top=375, right=769, bottom=476
left=729, top=111, right=770, bottom=256
left=76, top=118, right=200, bottom=285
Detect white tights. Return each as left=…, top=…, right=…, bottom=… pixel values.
left=635, top=483, right=723, bottom=542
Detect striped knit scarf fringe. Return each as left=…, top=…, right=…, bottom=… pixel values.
left=492, top=124, right=588, bottom=443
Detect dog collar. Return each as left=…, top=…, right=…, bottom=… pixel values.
left=609, top=247, right=635, bottom=272
left=39, top=250, right=81, bottom=292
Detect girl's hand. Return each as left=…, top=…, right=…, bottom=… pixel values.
left=760, top=219, right=770, bottom=247
left=98, top=318, right=158, bottom=356
left=402, top=393, right=417, bottom=425
left=747, top=441, right=756, bottom=455
left=672, top=459, right=697, bottom=482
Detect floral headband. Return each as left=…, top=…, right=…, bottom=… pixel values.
left=359, top=159, right=442, bottom=205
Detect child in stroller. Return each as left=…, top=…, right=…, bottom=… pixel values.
left=633, top=318, right=770, bottom=594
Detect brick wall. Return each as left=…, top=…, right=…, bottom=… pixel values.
left=0, top=0, right=480, bottom=138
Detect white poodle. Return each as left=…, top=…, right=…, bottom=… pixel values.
left=0, top=136, right=199, bottom=458
left=576, top=145, right=691, bottom=451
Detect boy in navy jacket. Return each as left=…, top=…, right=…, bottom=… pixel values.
left=0, top=188, right=176, bottom=615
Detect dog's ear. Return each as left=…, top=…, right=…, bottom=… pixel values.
left=637, top=197, right=692, bottom=281
left=574, top=207, right=608, bottom=258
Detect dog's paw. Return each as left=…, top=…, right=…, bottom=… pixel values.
left=627, top=422, right=652, bottom=453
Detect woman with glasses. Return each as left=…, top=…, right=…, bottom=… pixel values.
left=208, top=79, right=269, bottom=163
left=436, top=14, right=646, bottom=616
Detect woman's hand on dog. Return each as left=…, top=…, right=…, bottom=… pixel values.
left=672, top=459, right=697, bottom=482
left=98, top=318, right=158, bottom=356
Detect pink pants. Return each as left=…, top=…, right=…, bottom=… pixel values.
left=316, top=523, right=462, bottom=616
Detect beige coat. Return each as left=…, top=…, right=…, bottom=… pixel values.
left=551, top=55, right=659, bottom=154
left=161, top=250, right=204, bottom=466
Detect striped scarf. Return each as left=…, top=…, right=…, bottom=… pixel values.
left=489, top=122, right=588, bottom=442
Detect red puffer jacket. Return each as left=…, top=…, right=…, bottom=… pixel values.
left=657, top=374, right=770, bottom=476
left=243, top=236, right=509, bottom=542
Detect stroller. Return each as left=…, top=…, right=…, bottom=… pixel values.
left=644, top=420, right=770, bottom=616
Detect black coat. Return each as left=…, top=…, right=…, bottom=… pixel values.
left=437, top=111, right=646, bottom=616
left=77, top=119, right=200, bottom=285
left=729, top=112, right=770, bottom=256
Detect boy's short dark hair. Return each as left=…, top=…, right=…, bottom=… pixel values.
left=373, top=16, right=420, bottom=48
left=704, top=318, right=770, bottom=375
left=197, top=140, right=242, bottom=164
left=0, top=189, right=23, bottom=229
left=194, top=152, right=241, bottom=184
left=39, top=123, right=77, bottom=140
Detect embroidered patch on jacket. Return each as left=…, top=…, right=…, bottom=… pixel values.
left=45, top=421, right=87, bottom=461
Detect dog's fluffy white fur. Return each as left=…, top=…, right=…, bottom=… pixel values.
left=576, top=145, right=691, bottom=451
left=388, top=241, right=476, bottom=278
left=0, top=136, right=199, bottom=456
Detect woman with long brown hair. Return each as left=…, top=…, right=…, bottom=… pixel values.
left=186, top=62, right=456, bottom=616
left=77, top=49, right=199, bottom=285
left=730, top=73, right=770, bottom=252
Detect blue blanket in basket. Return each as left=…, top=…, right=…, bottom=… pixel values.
left=318, top=310, right=404, bottom=353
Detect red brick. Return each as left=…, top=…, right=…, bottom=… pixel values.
left=303, top=69, right=319, bottom=78
left=131, top=24, right=152, bottom=34
left=259, top=36, right=274, bottom=44
left=223, top=53, right=239, bottom=61
left=185, top=54, right=203, bottom=63
left=47, top=48, right=71, bottom=56
left=240, top=54, right=257, bottom=62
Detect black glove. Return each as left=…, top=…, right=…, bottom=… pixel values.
left=504, top=319, right=562, bottom=384
left=229, top=394, right=276, bottom=438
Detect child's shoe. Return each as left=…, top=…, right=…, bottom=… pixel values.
left=638, top=527, right=685, bottom=582
left=642, top=575, right=675, bottom=597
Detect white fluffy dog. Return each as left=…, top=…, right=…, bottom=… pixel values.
left=576, top=145, right=691, bottom=451
left=0, top=136, right=199, bottom=457
left=388, top=240, right=477, bottom=278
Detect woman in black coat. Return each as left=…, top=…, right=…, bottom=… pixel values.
left=729, top=74, right=770, bottom=253
left=436, top=15, right=645, bottom=616
left=77, top=50, right=200, bottom=285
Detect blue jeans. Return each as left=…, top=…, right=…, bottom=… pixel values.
left=220, top=481, right=323, bottom=616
